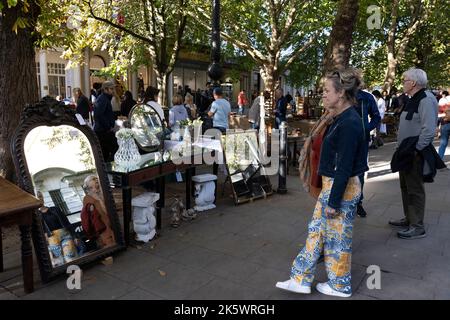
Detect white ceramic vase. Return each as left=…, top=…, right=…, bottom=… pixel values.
left=114, top=137, right=141, bottom=168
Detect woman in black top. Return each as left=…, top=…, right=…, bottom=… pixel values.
left=276, top=68, right=365, bottom=298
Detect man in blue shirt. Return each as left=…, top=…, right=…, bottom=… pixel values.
left=208, top=87, right=231, bottom=134
left=353, top=89, right=381, bottom=217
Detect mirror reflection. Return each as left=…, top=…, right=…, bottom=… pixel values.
left=223, top=130, right=260, bottom=175
left=129, top=103, right=164, bottom=152
left=24, top=125, right=117, bottom=268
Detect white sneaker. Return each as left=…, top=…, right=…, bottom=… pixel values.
left=275, top=279, right=311, bottom=294
left=316, top=282, right=351, bottom=298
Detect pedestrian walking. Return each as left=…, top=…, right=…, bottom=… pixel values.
left=276, top=68, right=367, bottom=298
left=208, top=87, right=231, bottom=134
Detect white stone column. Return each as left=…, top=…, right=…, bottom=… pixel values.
left=39, top=50, right=49, bottom=97
left=83, top=48, right=90, bottom=95
left=72, top=62, right=82, bottom=91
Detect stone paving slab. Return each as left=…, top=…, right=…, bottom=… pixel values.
left=133, top=262, right=216, bottom=299
left=423, top=254, right=450, bottom=286
left=185, top=277, right=270, bottom=300
left=165, top=245, right=227, bottom=270
left=196, top=232, right=268, bottom=259
left=386, top=228, right=446, bottom=256
left=23, top=269, right=136, bottom=300
left=352, top=240, right=430, bottom=280
left=99, top=248, right=172, bottom=283
left=0, top=287, right=18, bottom=300
left=356, top=271, right=437, bottom=300
left=117, top=287, right=165, bottom=300
left=201, top=254, right=262, bottom=283
left=352, top=224, right=394, bottom=244
left=246, top=242, right=305, bottom=272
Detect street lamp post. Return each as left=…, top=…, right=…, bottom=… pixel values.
left=208, top=0, right=223, bottom=183
left=277, top=121, right=288, bottom=194
left=208, top=0, right=223, bottom=87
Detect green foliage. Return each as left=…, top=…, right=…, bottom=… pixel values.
left=190, top=0, right=336, bottom=88
left=351, top=0, right=449, bottom=89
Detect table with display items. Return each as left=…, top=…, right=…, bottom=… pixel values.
left=106, top=144, right=220, bottom=247
left=0, top=177, right=42, bottom=293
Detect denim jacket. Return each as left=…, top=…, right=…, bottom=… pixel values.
left=354, top=90, right=380, bottom=143
left=318, top=107, right=368, bottom=209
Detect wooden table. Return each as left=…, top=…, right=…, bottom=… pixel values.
left=106, top=151, right=218, bottom=247
left=0, top=177, right=42, bottom=294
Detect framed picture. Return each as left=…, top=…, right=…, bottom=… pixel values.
left=221, top=130, right=272, bottom=204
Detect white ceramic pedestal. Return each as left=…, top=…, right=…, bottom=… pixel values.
left=192, top=174, right=217, bottom=212
left=131, top=192, right=159, bottom=242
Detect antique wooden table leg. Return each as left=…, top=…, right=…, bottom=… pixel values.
left=19, top=222, right=33, bottom=293
left=155, top=177, right=163, bottom=230
left=293, top=140, right=298, bottom=167
left=122, top=185, right=132, bottom=247
left=213, top=163, right=219, bottom=204
left=185, top=167, right=192, bottom=209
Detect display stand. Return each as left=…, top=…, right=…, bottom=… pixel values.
left=221, top=130, right=273, bottom=205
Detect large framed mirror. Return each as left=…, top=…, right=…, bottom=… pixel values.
left=11, top=97, right=124, bottom=282
left=129, top=103, right=165, bottom=152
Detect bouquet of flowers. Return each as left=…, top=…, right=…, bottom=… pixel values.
left=177, top=117, right=203, bottom=128
left=115, top=128, right=135, bottom=139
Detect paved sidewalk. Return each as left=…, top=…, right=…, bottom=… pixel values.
left=1, top=140, right=449, bottom=300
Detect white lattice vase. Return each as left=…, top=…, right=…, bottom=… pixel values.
left=114, top=137, right=141, bottom=168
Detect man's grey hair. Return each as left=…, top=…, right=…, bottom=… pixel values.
left=403, top=68, right=428, bottom=88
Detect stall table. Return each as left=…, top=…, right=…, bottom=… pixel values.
left=107, top=144, right=220, bottom=247
left=0, top=177, right=42, bottom=293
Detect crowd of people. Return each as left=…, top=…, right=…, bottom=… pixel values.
left=276, top=67, right=446, bottom=298
left=50, top=65, right=450, bottom=299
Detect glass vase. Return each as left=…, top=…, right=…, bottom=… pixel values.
left=114, top=137, right=141, bottom=168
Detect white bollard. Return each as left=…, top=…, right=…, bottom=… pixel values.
left=192, top=174, right=217, bottom=212
left=131, top=192, right=159, bottom=242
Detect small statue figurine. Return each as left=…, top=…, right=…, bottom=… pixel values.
left=170, top=195, right=197, bottom=228
left=192, top=174, right=217, bottom=212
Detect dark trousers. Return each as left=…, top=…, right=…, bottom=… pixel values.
left=358, top=143, right=369, bottom=205
left=358, top=173, right=365, bottom=204
left=399, top=154, right=425, bottom=225
left=96, top=130, right=118, bottom=162
left=274, top=117, right=285, bottom=129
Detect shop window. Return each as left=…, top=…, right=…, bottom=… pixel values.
left=47, top=63, right=66, bottom=98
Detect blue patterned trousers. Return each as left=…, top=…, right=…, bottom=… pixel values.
left=290, top=176, right=361, bottom=294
